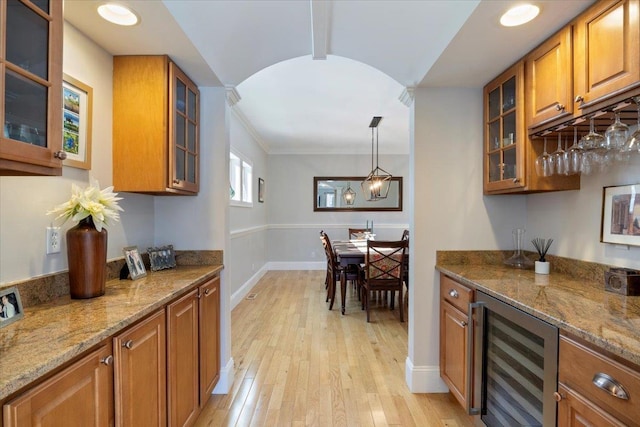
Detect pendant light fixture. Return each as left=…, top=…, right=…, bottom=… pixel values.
left=361, top=116, right=391, bottom=201
left=342, top=182, right=356, bottom=205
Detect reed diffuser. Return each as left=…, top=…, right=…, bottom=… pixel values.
left=532, top=238, right=553, bottom=274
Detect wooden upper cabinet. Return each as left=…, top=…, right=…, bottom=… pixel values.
left=113, top=55, right=199, bottom=195
left=526, top=26, right=574, bottom=128
left=0, top=0, right=63, bottom=176
left=573, top=0, right=640, bottom=112
left=3, top=343, right=114, bottom=427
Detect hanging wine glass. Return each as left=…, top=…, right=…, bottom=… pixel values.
left=621, top=97, right=640, bottom=158
left=606, top=110, right=629, bottom=150
left=564, top=126, right=582, bottom=175
left=535, top=137, right=554, bottom=177
left=551, top=132, right=566, bottom=175
left=578, top=116, right=604, bottom=150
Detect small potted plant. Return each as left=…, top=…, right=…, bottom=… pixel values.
left=531, top=237, right=553, bottom=275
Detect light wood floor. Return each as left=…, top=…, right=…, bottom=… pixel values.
left=194, top=270, right=474, bottom=427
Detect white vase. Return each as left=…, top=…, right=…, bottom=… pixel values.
left=535, top=261, right=550, bottom=275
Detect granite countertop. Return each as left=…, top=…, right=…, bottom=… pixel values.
left=436, top=259, right=640, bottom=368
left=0, top=264, right=223, bottom=401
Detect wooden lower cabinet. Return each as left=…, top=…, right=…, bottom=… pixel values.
left=114, top=309, right=167, bottom=427
left=439, top=274, right=474, bottom=409
left=3, top=343, right=114, bottom=427
left=199, top=276, right=221, bottom=404
left=557, top=383, right=626, bottom=427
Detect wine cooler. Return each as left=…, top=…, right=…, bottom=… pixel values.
left=470, top=291, right=559, bottom=426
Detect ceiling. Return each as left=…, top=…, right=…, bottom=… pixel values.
left=63, top=0, right=595, bottom=154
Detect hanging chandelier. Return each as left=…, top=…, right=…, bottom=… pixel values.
left=342, top=182, right=356, bottom=205
left=361, top=116, right=391, bottom=201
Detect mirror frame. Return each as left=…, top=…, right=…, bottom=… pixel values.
left=313, top=176, right=403, bottom=212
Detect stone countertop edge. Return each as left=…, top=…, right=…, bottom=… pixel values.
left=436, top=262, right=640, bottom=369
left=0, top=264, right=223, bottom=401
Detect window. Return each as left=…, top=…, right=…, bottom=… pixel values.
left=230, top=151, right=252, bottom=206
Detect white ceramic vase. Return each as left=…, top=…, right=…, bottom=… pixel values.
left=535, top=261, right=550, bottom=275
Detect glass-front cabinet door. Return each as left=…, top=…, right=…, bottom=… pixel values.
left=484, top=61, right=526, bottom=194
left=0, top=0, right=63, bottom=175
left=169, top=62, right=199, bottom=193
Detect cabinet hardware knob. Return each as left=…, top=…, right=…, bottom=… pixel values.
left=54, top=150, right=67, bottom=160
left=449, top=289, right=459, bottom=298
left=592, top=373, right=629, bottom=400
left=460, top=320, right=467, bottom=327
left=513, top=178, right=520, bottom=183
left=101, top=355, right=114, bottom=366
left=574, top=95, right=584, bottom=103
left=555, top=104, right=565, bottom=111
left=173, top=179, right=180, bottom=184
left=123, top=340, right=134, bottom=349
left=204, top=288, right=211, bottom=296
left=553, top=391, right=563, bottom=402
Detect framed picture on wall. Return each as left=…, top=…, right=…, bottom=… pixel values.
left=62, top=74, right=93, bottom=170
left=258, top=178, right=265, bottom=203
left=601, top=184, right=640, bottom=247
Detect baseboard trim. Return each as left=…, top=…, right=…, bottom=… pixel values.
left=405, top=357, right=449, bottom=393
left=267, top=261, right=325, bottom=271
left=230, top=267, right=268, bottom=310
left=212, top=357, right=234, bottom=394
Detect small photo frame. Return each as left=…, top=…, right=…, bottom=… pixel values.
left=601, top=184, right=640, bottom=247
left=62, top=74, right=93, bottom=170
left=258, top=177, right=265, bottom=203
left=148, top=245, right=177, bottom=272
left=0, top=287, right=24, bottom=328
left=123, top=246, right=147, bottom=280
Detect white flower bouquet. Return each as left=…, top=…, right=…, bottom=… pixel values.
left=48, top=179, right=124, bottom=232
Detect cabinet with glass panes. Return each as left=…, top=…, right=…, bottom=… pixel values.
left=0, top=0, right=63, bottom=176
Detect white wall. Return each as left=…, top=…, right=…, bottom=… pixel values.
left=0, top=22, right=154, bottom=284
left=526, top=156, right=640, bottom=269
left=267, top=153, right=410, bottom=265
left=408, top=87, right=527, bottom=391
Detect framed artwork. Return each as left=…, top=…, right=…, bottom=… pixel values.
left=62, top=74, right=93, bottom=170
left=0, top=287, right=24, bottom=328
left=123, top=246, right=147, bottom=280
left=601, top=184, right=640, bottom=247
left=258, top=178, right=265, bottom=203
left=148, top=245, right=177, bottom=272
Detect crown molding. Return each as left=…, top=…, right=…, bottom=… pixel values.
left=399, top=87, right=415, bottom=107
left=229, top=106, right=271, bottom=153
left=225, top=85, right=241, bottom=107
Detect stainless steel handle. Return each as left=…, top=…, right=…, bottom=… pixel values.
left=575, top=95, right=584, bottom=103
left=592, top=373, right=629, bottom=400
left=466, top=301, right=483, bottom=415
left=449, top=289, right=459, bottom=298
left=122, top=340, right=134, bottom=349
left=54, top=150, right=67, bottom=160
left=101, top=355, right=114, bottom=366
left=555, top=104, right=565, bottom=111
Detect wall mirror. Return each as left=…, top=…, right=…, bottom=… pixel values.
left=314, top=176, right=403, bottom=212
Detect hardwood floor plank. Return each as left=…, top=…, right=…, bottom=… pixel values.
left=195, top=270, right=473, bottom=427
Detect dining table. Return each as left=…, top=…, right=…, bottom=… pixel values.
left=332, top=239, right=409, bottom=315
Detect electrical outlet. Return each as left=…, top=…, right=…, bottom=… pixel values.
left=46, top=227, right=61, bottom=254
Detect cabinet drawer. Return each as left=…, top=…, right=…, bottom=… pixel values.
left=440, top=275, right=473, bottom=314
left=559, top=335, right=640, bottom=424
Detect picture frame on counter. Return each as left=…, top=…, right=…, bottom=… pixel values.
left=148, top=245, right=177, bottom=272
left=123, top=246, right=146, bottom=280
left=0, top=287, right=24, bottom=329
left=62, top=74, right=93, bottom=170
left=601, top=184, right=640, bottom=247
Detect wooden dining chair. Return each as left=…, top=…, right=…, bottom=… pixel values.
left=359, top=239, right=408, bottom=322
left=348, top=228, right=369, bottom=239
left=401, top=229, right=409, bottom=290
left=320, top=231, right=360, bottom=310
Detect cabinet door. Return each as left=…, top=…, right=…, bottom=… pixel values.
left=199, top=276, right=220, bottom=405
left=557, top=384, right=626, bottom=427
left=526, top=26, right=574, bottom=128
left=3, top=343, right=113, bottom=427
left=573, top=0, right=640, bottom=111
left=440, top=300, right=469, bottom=408
left=484, top=62, right=526, bottom=194
left=169, top=62, right=199, bottom=194
left=167, top=289, right=200, bottom=427
left=0, top=0, right=63, bottom=176
left=114, top=309, right=166, bottom=427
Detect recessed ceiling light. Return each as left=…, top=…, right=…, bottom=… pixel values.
left=97, top=3, right=139, bottom=26
left=500, top=4, right=540, bottom=27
